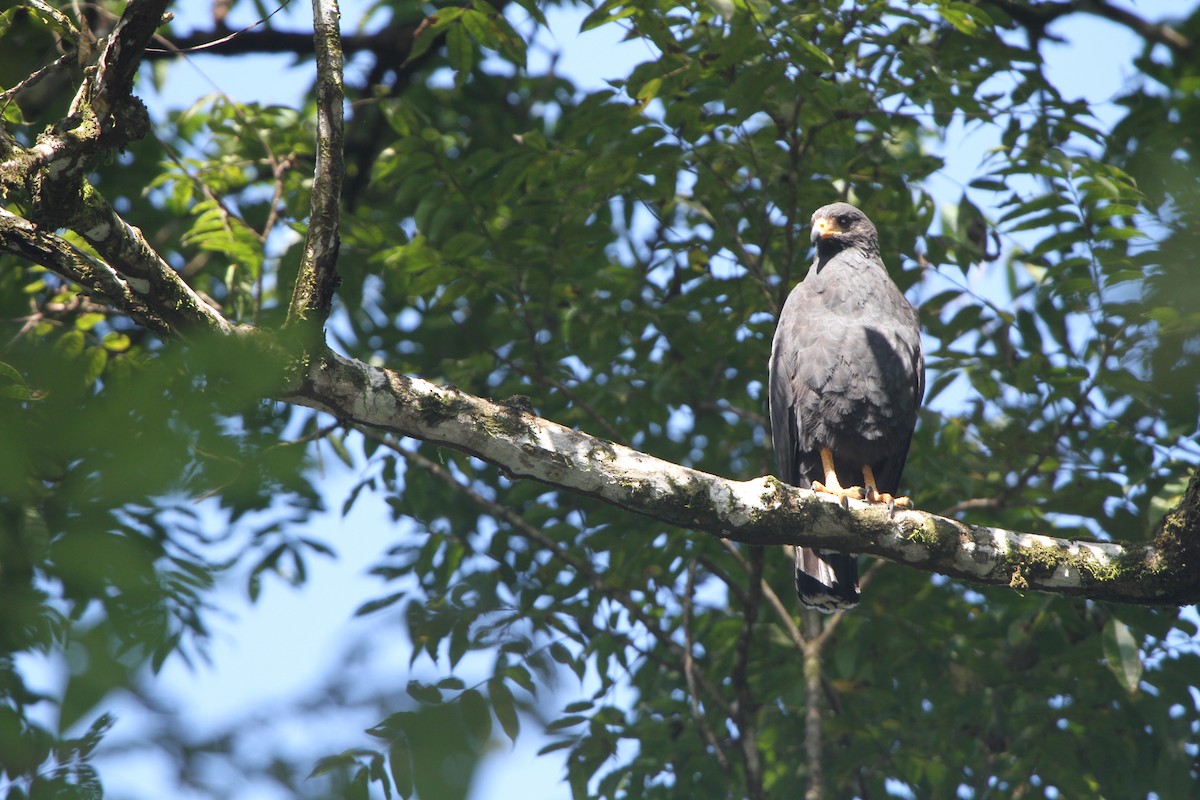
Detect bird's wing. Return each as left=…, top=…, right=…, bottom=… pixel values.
left=768, top=280, right=843, bottom=488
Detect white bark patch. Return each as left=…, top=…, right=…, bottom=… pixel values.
left=84, top=220, right=113, bottom=240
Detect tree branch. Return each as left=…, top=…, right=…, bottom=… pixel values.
left=682, top=559, right=733, bottom=774
left=0, top=207, right=173, bottom=334
left=373, top=431, right=735, bottom=718
left=150, top=24, right=417, bottom=60
left=0, top=0, right=232, bottom=338
left=68, top=0, right=169, bottom=122
left=731, top=547, right=765, bottom=799
left=73, top=185, right=233, bottom=334
left=286, top=0, right=345, bottom=329
left=802, top=612, right=824, bottom=800
left=986, top=0, right=1193, bottom=57
left=284, top=348, right=1200, bottom=607
left=10, top=0, right=166, bottom=220
left=1081, top=0, right=1192, bottom=54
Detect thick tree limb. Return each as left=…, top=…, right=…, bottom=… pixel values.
left=284, top=349, right=1200, bottom=607
left=0, top=0, right=231, bottom=337
left=0, top=184, right=232, bottom=336
left=13, top=0, right=167, bottom=220
left=72, top=185, right=233, bottom=335
left=0, top=207, right=174, bottom=334
left=67, top=0, right=169, bottom=123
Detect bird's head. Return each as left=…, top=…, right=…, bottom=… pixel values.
left=810, top=203, right=880, bottom=258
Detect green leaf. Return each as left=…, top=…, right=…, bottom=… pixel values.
left=938, top=2, right=991, bottom=36
left=459, top=688, right=492, bottom=742
left=537, top=738, right=575, bottom=756
left=82, top=346, right=107, bottom=385
left=446, top=24, right=474, bottom=81
left=969, top=178, right=1007, bottom=192
left=388, top=740, right=414, bottom=799
left=309, top=753, right=358, bottom=778
left=0, top=360, right=26, bottom=385
left=460, top=8, right=497, bottom=50
left=355, top=591, right=407, bottom=617
left=406, top=680, right=443, bottom=705
left=74, top=312, right=107, bottom=331
left=635, top=77, right=664, bottom=106
left=1094, top=226, right=1148, bottom=242
left=504, top=663, right=536, bottom=696
left=545, top=714, right=587, bottom=732
left=55, top=329, right=85, bottom=358
left=581, top=0, right=637, bottom=33
left=562, top=700, right=593, bottom=714
left=436, top=676, right=465, bottom=691
left=349, top=766, right=369, bottom=800
left=405, top=8, right=466, bottom=64
left=1103, top=618, right=1143, bottom=693
left=489, top=677, right=520, bottom=743
left=508, top=0, right=547, bottom=26
left=101, top=332, right=132, bottom=352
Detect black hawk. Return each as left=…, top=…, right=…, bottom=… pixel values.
left=768, top=203, right=924, bottom=611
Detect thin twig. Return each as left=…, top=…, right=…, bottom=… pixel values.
left=145, top=1, right=294, bottom=54
left=682, top=559, right=732, bottom=772
left=802, top=610, right=825, bottom=800
left=481, top=343, right=627, bottom=445
left=730, top=546, right=765, bottom=799
left=359, top=428, right=736, bottom=717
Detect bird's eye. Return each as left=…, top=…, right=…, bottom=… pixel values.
left=837, top=214, right=852, bottom=227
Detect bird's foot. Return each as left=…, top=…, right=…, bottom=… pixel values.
left=813, top=481, right=865, bottom=508
left=862, top=487, right=912, bottom=517
left=863, top=487, right=911, bottom=507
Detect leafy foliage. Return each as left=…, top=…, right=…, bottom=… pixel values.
left=1, top=0, right=1199, bottom=799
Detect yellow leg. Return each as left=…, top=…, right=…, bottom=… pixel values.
left=811, top=448, right=864, bottom=500
left=862, top=464, right=911, bottom=508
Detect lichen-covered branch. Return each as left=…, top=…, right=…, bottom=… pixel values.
left=0, top=207, right=172, bottom=334
left=0, top=182, right=232, bottom=336
left=12, top=0, right=168, bottom=220
left=0, top=0, right=231, bottom=337
left=284, top=348, right=1200, bottom=607
left=285, top=0, right=345, bottom=329
left=71, top=185, right=233, bottom=335
left=67, top=0, right=171, bottom=123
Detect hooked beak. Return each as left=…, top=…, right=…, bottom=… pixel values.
left=811, top=216, right=837, bottom=243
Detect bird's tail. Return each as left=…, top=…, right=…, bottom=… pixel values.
left=795, top=547, right=859, bottom=612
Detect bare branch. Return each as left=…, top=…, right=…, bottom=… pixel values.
left=286, top=0, right=345, bottom=329
left=731, top=546, right=765, bottom=799
left=802, top=612, right=824, bottom=800
left=68, top=0, right=170, bottom=122
left=987, top=0, right=1192, bottom=57
left=682, top=559, right=732, bottom=773
left=149, top=24, right=416, bottom=60
left=370, top=430, right=735, bottom=717
left=0, top=0, right=233, bottom=338
left=1081, top=0, right=1192, bottom=54
left=285, top=349, right=1200, bottom=607
left=0, top=207, right=173, bottom=334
